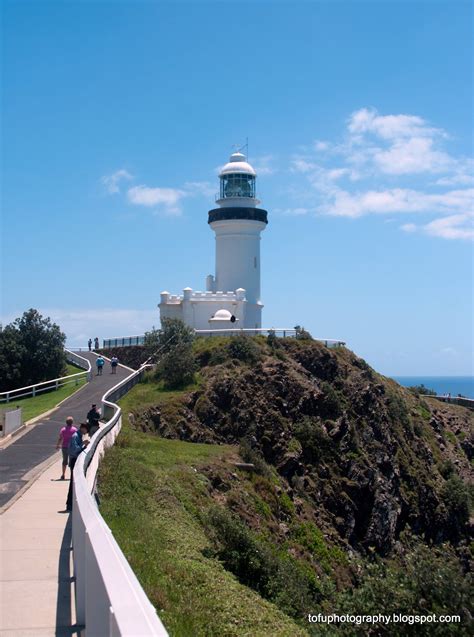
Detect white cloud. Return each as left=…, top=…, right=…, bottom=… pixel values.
left=290, top=158, right=317, bottom=174
left=101, top=169, right=133, bottom=194
left=286, top=108, right=473, bottom=240
left=424, top=213, right=474, bottom=240
left=323, top=187, right=474, bottom=219
left=127, top=185, right=186, bottom=215
left=400, top=214, right=473, bottom=240
left=373, top=137, right=453, bottom=175
left=347, top=107, right=441, bottom=141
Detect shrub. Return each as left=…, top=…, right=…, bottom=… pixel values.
left=440, top=475, right=471, bottom=539
left=294, top=417, right=332, bottom=462
left=266, top=329, right=280, bottom=350
left=154, top=319, right=196, bottom=389
left=204, top=506, right=325, bottom=618
left=294, top=325, right=313, bottom=340
left=319, top=381, right=344, bottom=418
left=408, top=384, right=437, bottom=396
left=226, top=335, right=260, bottom=364
left=329, top=545, right=473, bottom=635
left=239, top=438, right=272, bottom=478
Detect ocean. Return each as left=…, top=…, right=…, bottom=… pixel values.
left=392, top=376, right=474, bottom=399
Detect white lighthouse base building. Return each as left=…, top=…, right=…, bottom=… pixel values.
left=159, top=151, right=268, bottom=331
left=159, top=287, right=256, bottom=330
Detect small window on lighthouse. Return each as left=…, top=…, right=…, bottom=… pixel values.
left=254, top=257, right=257, bottom=268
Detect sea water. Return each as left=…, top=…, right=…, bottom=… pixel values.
left=392, top=376, right=474, bottom=399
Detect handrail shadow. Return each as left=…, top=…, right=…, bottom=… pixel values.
left=55, top=515, right=83, bottom=636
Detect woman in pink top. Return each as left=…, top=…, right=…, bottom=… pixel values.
left=56, top=416, right=77, bottom=480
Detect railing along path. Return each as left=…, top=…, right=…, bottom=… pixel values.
left=72, top=363, right=168, bottom=636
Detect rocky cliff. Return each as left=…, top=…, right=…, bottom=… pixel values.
left=129, top=337, right=472, bottom=558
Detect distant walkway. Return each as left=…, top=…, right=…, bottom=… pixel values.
left=0, top=352, right=132, bottom=509
left=0, top=354, right=133, bottom=636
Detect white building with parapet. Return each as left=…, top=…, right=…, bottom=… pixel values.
left=159, top=150, right=269, bottom=330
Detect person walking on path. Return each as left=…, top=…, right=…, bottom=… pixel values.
left=55, top=416, right=77, bottom=480
left=110, top=355, right=119, bottom=374
left=65, top=423, right=90, bottom=511
left=88, top=338, right=92, bottom=351
left=86, top=403, right=101, bottom=436
left=94, top=337, right=99, bottom=350
left=96, top=355, right=105, bottom=376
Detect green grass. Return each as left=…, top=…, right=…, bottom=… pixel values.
left=98, top=421, right=307, bottom=636
left=1, top=363, right=87, bottom=423
left=117, top=371, right=203, bottom=427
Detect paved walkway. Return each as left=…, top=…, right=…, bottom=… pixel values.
left=0, top=353, right=133, bottom=636
left=0, top=353, right=131, bottom=509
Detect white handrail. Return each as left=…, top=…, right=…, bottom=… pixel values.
left=0, top=349, right=91, bottom=403
left=102, top=329, right=347, bottom=348
left=72, top=365, right=167, bottom=636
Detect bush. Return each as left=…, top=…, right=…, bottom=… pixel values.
left=319, top=381, right=344, bottom=418
left=154, top=319, right=196, bottom=389
left=408, top=384, right=437, bottom=396
left=439, top=475, right=471, bottom=539
left=294, top=417, right=332, bottom=462
left=239, top=438, right=272, bottom=478
left=204, top=506, right=325, bottom=618
left=294, top=325, right=313, bottom=340
left=226, top=335, right=260, bottom=364
left=329, top=544, right=473, bottom=635
left=266, top=329, right=280, bottom=350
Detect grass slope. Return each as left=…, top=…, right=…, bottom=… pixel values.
left=99, top=398, right=306, bottom=637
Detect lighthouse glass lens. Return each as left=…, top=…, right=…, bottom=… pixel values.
left=222, top=174, right=255, bottom=198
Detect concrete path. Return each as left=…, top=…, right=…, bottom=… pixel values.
left=0, top=353, right=134, bottom=636
left=0, top=459, right=78, bottom=636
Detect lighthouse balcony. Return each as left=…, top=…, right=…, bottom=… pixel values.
left=208, top=207, right=268, bottom=224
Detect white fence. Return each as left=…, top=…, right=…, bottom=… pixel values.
left=0, top=349, right=91, bottom=404
left=72, top=366, right=168, bottom=637
left=423, top=394, right=474, bottom=411
left=103, top=329, right=346, bottom=349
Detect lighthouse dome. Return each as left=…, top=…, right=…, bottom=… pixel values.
left=213, top=309, right=233, bottom=320
left=219, top=152, right=256, bottom=177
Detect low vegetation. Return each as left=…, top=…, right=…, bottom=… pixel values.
left=98, top=326, right=473, bottom=635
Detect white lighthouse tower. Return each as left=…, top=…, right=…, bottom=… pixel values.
left=207, top=151, right=268, bottom=328
left=159, top=150, right=268, bottom=330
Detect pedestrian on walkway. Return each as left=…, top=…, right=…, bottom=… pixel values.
left=86, top=403, right=101, bottom=436
left=88, top=338, right=92, bottom=351
left=65, top=423, right=90, bottom=512
left=110, top=355, right=119, bottom=374
left=96, top=355, right=105, bottom=375
left=55, top=416, right=77, bottom=480
left=94, top=337, right=99, bottom=350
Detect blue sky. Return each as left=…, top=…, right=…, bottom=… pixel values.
left=2, top=0, right=473, bottom=375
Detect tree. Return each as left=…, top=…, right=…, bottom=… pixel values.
left=154, top=318, right=196, bottom=388
left=0, top=309, right=66, bottom=391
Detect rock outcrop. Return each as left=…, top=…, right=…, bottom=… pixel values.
left=131, top=338, right=473, bottom=556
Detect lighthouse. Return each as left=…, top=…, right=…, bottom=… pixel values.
left=159, top=150, right=268, bottom=330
